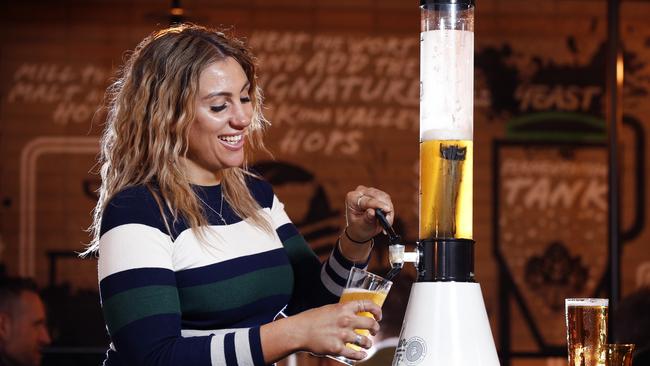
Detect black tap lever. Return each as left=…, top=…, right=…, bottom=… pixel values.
left=375, top=208, right=403, bottom=281
left=375, top=208, right=401, bottom=245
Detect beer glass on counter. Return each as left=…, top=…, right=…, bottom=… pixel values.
left=604, top=344, right=635, bottom=366
left=327, top=267, right=393, bottom=365
left=565, top=298, right=609, bottom=366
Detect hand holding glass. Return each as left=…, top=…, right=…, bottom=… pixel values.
left=327, top=267, right=393, bottom=365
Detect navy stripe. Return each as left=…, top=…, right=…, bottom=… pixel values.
left=102, top=178, right=275, bottom=239
left=332, top=243, right=370, bottom=269
left=181, top=294, right=290, bottom=330
left=100, top=186, right=172, bottom=237
left=324, top=264, right=348, bottom=287
left=276, top=223, right=299, bottom=242
left=175, top=248, right=290, bottom=287
left=246, top=176, right=274, bottom=209
left=224, top=332, right=238, bottom=366
left=100, top=268, right=176, bottom=300
left=249, top=327, right=265, bottom=366
left=193, top=185, right=240, bottom=226
left=111, top=313, right=212, bottom=366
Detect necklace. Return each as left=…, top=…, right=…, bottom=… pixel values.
left=196, top=191, right=227, bottom=225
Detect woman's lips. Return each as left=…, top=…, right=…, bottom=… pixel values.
left=218, top=134, right=244, bottom=150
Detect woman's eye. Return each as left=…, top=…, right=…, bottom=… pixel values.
left=240, top=96, right=251, bottom=103
left=210, top=104, right=227, bottom=112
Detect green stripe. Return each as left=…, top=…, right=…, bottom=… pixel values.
left=179, top=265, right=293, bottom=312
left=283, top=235, right=316, bottom=260
left=103, top=285, right=180, bottom=335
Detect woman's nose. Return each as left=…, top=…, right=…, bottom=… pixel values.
left=230, top=105, right=251, bottom=129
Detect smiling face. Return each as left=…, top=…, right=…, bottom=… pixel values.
left=183, top=57, right=253, bottom=185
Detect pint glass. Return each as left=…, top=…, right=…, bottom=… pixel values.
left=565, top=298, right=609, bottom=366
left=327, top=267, right=393, bottom=365
left=604, top=344, right=635, bottom=366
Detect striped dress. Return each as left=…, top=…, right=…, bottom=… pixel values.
left=98, top=178, right=367, bottom=366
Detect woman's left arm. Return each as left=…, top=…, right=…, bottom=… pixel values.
left=269, top=183, right=393, bottom=315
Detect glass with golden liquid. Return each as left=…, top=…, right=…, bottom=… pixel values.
left=604, top=344, right=635, bottom=366
left=419, top=139, right=473, bottom=240
left=565, top=298, right=609, bottom=366
left=327, top=267, right=393, bottom=365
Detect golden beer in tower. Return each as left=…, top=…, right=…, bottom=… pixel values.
left=420, top=139, right=473, bottom=240
left=565, top=298, right=608, bottom=366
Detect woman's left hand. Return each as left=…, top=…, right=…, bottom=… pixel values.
left=344, top=185, right=394, bottom=243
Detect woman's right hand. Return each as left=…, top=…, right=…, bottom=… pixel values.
left=294, top=300, right=382, bottom=359
left=260, top=300, right=382, bottom=363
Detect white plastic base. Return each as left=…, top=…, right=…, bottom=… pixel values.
left=392, top=282, right=500, bottom=366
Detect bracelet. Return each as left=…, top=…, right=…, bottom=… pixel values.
left=344, top=227, right=373, bottom=244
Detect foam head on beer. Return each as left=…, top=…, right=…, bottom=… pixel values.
left=565, top=298, right=609, bottom=308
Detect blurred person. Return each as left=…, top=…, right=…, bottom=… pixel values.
left=613, top=286, right=650, bottom=365
left=0, top=277, right=51, bottom=366
left=82, top=24, right=396, bottom=366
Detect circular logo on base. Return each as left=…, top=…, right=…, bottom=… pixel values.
left=404, top=336, right=427, bottom=365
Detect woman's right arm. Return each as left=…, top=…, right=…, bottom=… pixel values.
left=99, top=222, right=219, bottom=365
left=99, top=188, right=265, bottom=366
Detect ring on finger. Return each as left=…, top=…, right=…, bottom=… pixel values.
left=356, top=194, right=365, bottom=208
left=358, top=301, right=365, bottom=312
left=353, top=334, right=363, bottom=347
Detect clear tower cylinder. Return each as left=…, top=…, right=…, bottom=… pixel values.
left=419, top=0, right=474, bottom=240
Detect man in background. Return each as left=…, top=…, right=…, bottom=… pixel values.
left=0, top=277, right=51, bottom=366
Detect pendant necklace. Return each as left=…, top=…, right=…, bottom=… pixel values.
left=196, top=191, right=227, bottom=225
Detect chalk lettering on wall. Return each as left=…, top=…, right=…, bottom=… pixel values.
left=515, top=84, right=603, bottom=112
left=250, top=31, right=419, bottom=157
left=501, top=158, right=607, bottom=211
left=7, top=63, right=110, bottom=125
left=279, top=128, right=362, bottom=156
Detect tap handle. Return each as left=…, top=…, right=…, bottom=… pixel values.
left=375, top=208, right=401, bottom=245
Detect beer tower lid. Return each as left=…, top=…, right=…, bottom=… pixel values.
left=420, top=0, right=475, bottom=5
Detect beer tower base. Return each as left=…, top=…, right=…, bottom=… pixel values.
left=393, top=282, right=500, bottom=366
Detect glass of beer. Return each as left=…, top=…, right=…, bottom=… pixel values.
left=604, top=344, right=635, bottom=366
left=565, top=298, right=609, bottom=366
left=327, top=267, right=393, bottom=365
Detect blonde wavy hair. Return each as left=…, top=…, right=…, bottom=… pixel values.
left=83, top=24, right=271, bottom=255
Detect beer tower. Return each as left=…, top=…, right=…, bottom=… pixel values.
left=389, top=1, right=500, bottom=364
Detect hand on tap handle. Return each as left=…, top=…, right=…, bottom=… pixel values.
left=375, top=208, right=401, bottom=245
left=340, top=186, right=394, bottom=262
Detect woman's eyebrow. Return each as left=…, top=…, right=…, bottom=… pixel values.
left=202, top=81, right=250, bottom=100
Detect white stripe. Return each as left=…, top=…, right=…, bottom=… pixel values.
left=235, top=329, right=255, bottom=366
left=172, top=219, right=282, bottom=271
left=271, top=195, right=292, bottom=228
left=320, top=265, right=344, bottom=296
left=209, top=333, right=228, bottom=366
left=327, top=252, right=352, bottom=280
left=98, top=224, right=173, bottom=281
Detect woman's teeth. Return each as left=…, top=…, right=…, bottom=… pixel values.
left=219, top=135, right=242, bottom=145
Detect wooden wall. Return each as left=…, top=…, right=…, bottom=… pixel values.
left=1, top=0, right=649, bottom=365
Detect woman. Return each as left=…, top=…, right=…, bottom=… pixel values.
left=84, top=24, right=395, bottom=366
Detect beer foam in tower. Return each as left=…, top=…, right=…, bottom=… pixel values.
left=420, top=29, right=474, bottom=142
